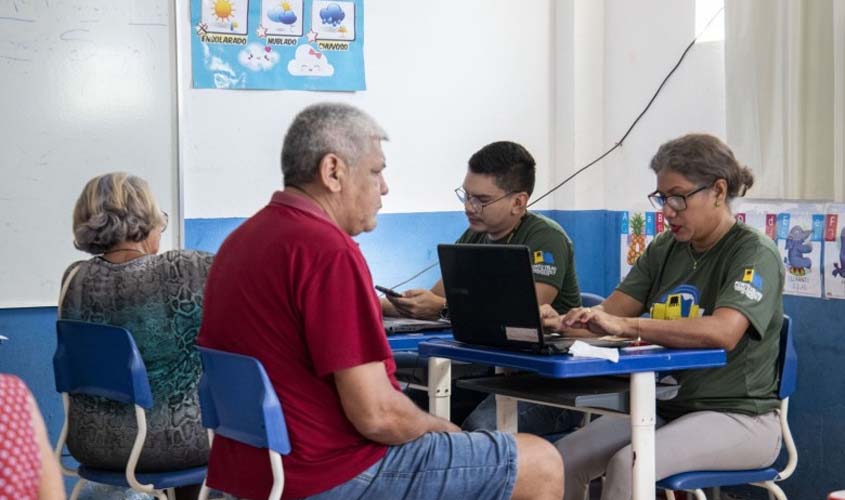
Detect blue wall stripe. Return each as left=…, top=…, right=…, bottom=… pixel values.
left=185, top=210, right=626, bottom=296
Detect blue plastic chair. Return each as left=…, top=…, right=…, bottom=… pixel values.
left=580, top=292, right=605, bottom=307
left=53, top=320, right=207, bottom=500
left=658, top=315, right=798, bottom=500
left=196, top=347, right=291, bottom=500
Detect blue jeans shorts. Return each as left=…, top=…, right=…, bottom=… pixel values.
left=303, top=430, right=518, bottom=500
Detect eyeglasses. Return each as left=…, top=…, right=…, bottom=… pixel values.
left=647, top=184, right=712, bottom=212
left=454, top=187, right=513, bottom=214
left=160, top=210, right=169, bottom=233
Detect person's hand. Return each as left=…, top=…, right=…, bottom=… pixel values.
left=540, top=304, right=562, bottom=332
left=386, top=289, right=444, bottom=320
left=444, top=421, right=462, bottom=433
left=559, top=307, right=626, bottom=336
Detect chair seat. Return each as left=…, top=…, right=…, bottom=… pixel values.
left=657, top=467, right=779, bottom=490
left=78, top=465, right=208, bottom=489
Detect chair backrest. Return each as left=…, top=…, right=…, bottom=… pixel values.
left=580, top=292, right=605, bottom=308
left=777, top=315, right=797, bottom=399
left=197, top=347, right=291, bottom=455
left=54, top=320, right=153, bottom=408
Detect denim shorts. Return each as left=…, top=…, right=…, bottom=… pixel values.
left=302, top=430, right=518, bottom=500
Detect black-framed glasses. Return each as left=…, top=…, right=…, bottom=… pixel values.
left=648, top=184, right=712, bottom=212
left=454, top=187, right=513, bottom=214
left=160, top=210, right=169, bottom=233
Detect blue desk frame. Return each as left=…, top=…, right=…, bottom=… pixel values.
left=387, top=332, right=453, bottom=352
left=418, top=339, right=726, bottom=500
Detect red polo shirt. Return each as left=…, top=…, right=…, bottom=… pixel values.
left=198, top=191, right=398, bottom=499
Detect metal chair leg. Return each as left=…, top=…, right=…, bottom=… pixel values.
left=69, top=478, right=86, bottom=500
left=199, top=480, right=211, bottom=500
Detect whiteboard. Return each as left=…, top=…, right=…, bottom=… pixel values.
left=0, top=0, right=178, bottom=307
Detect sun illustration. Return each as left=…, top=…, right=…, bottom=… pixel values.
left=212, top=0, right=235, bottom=22
left=281, top=1, right=291, bottom=10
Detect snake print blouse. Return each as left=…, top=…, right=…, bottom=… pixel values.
left=59, top=250, right=213, bottom=471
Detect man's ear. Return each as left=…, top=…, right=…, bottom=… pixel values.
left=511, top=192, right=529, bottom=214
left=317, top=153, right=345, bottom=193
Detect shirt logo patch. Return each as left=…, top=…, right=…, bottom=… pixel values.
left=532, top=250, right=557, bottom=276
left=741, top=268, right=764, bottom=289
left=734, top=281, right=763, bottom=302
left=533, top=251, right=555, bottom=265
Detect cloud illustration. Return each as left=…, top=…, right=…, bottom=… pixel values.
left=287, top=44, right=334, bottom=77
left=238, top=43, right=280, bottom=71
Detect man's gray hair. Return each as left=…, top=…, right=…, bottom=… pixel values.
left=281, top=102, right=388, bottom=186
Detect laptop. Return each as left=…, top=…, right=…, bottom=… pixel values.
left=383, top=317, right=451, bottom=335
left=438, top=244, right=627, bottom=354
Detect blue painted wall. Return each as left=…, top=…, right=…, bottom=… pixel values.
left=2, top=209, right=843, bottom=498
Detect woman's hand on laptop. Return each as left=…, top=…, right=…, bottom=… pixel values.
left=559, top=306, right=628, bottom=337
left=386, top=289, right=444, bottom=320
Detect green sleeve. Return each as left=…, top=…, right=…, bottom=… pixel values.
left=522, top=226, right=570, bottom=290
left=616, top=232, right=668, bottom=303
left=714, top=239, right=783, bottom=340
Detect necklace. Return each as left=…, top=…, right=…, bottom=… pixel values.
left=687, top=244, right=709, bottom=271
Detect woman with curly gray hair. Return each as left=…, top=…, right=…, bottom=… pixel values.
left=59, top=173, right=211, bottom=499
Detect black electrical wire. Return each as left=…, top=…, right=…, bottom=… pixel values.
left=386, top=7, right=724, bottom=291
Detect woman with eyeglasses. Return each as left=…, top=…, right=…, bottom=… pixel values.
left=58, top=173, right=211, bottom=499
left=541, top=134, right=785, bottom=500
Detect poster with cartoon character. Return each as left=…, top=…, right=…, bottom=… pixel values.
left=619, top=211, right=661, bottom=280
left=824, top=203, right=845, bottom=300
left=776, top=207, right=825, bottom=297
left=191, top=0, right=364, bottom=90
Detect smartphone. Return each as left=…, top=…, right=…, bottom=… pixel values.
left=375, top=285, right=402, bottom=298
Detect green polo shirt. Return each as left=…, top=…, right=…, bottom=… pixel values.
left=456, top=212, right=581, bottom=314
left=618, top=221, right=783, bottom=419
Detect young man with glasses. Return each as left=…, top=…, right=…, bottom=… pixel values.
left=383, top=141, right=581, bottom=320
left=382, top=141, right=583, bottom=433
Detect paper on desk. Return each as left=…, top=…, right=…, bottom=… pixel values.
left=569, top=340, right=619, bottom=363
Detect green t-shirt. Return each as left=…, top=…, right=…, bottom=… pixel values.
left=456, top=212, right=581, bottom=314
left=617, top=221, right=783, bottom=419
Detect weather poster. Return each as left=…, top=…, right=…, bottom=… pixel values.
left=776, top=210, right=824, bottom=298
left=824, top=203, right=845, bottom=300
left=191, top=0, right=365, bottom=91
left=619, top=211, right=661, bottom=280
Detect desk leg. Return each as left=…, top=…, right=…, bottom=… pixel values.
left=495, top=395, right=518, bottom=432
left=428, top=356, right=451, bottom=420
left=494, top=367, right=518, bottom=433
left=630, top=371, right=656, bottom=500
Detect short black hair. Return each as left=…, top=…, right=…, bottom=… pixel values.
left=467, top=141, right=536, bottom=196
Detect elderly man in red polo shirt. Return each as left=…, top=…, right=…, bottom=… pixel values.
left=197, top=102, right=563, bottom=500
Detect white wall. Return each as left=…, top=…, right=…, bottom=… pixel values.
left=600, top=0, right=726, bottom=211
left=181, top=0, right=557, bottom=218
left=181, top=0, right=726, bottom=218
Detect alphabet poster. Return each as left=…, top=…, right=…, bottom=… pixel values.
left=824, top=203, right=845, bottom=300
left=191, top=0, right=365, bottom=90
left=775, top=206, right=825, bottom=298
left=619, top=211, right=661, bottom=281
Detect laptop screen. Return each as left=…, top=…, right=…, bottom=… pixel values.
left=438, top=244, right=548, bottom=351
